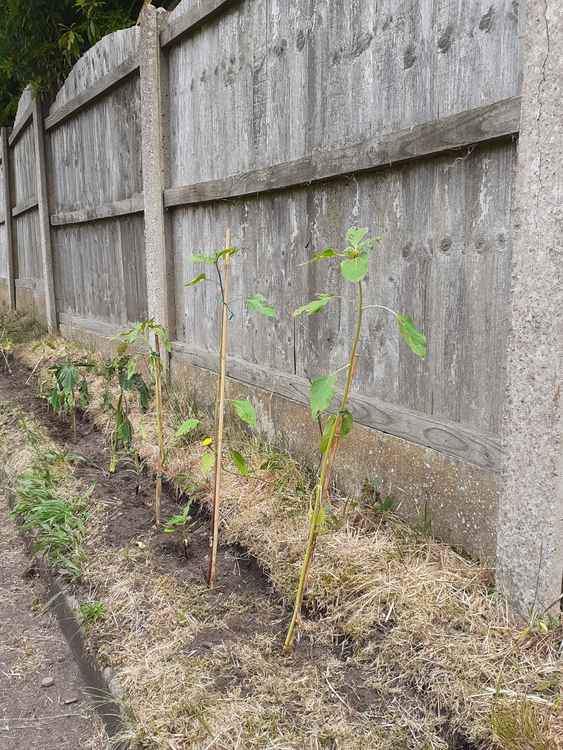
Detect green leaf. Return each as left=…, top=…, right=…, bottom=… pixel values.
left=310, top=248, right=337, bottom=262
left=320, top=415, right=337, bottom=454
left=233, top=399, right=257, bottom=429
left=215, top=247, right=239, bottom=261
left=346, top=227, right=369, bottom=247
left=341, top=253, right=369, bottom=283
left=127, top=357, right=136, bottom=380
left=319, top=410, right=354, bottom=453
left=230, top=450, right=250, bottom=476
left=293, top=293, right=335, bottom=317
left=310, top=374, right=337, bottom=418
left=246, top=293, right=277, bottom=318
left=78, top=379, right=89, bottom=409
left=340, top=409, right=353, bottom=437
left=201, top=451, right=215, bottom=476
left=396, top=315, right=427, bottom=359
left=191, top=254, right=216, bottom=264
left=185, top=273, right=208, bottom=287
left=176, top=418, right=200, bottom=437
left=58, top=364, right=79, bottom=395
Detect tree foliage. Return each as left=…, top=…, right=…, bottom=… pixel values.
left=0, top=0, right=171, bottom=126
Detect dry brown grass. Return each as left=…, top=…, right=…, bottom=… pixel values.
left=7, top=334, right=563, bottom=750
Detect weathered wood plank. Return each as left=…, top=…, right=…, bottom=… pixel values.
left=44, top=54, right=139, bottom=131
left=175, top=341, right=503, bottom=471
left=160, top=0, right=238, bottom=48
left=0, top=129, right=15, bottom=306
left=11, top=196, right=38, bottom=218
left=165, top=97, right=521, bottom=208
left=33, top=98, right=57, bottom=331
left=50, top=194, right=144, bottom=226
left=8, top=103, right=33, bottom=146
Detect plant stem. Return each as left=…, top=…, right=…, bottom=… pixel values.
left=283, top=281, right=363, bottom=653
left=207, top=228, right=231, bottom=589
left=154, top=333, right=164, bottom=527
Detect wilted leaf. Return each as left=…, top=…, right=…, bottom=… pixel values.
left=58, top=365, right=79, bottom=395
left=341, top=409, right=353, bottom=437
left=341, top=253, right=369, bottom=283
left=201, top=451, right=215, bottom=476
left=127, top=357, right=137, bottom=380
left=176, top=418, right=200, bottom=437
left=230, top=450, right=250, bottom=476
left=185, top=273, right=208, bottom=287
left=246, top=293, right=277, bottom=318
left=293, top=293, right=335, bottom=317
left=201, top=436, right=213, bottom=447
left=397, top=315, right=427, bottom=358
left=216, top=247, right=239, bottom=261
left=310, top=374, right=337, bottom=418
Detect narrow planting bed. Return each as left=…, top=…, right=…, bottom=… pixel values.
left=0, top=320, right=559, bottom=750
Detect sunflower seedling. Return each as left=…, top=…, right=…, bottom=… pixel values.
left=186, top=229, right=276, bottom=588
left=45, top=359, right=92, bottom=439
left=164, top=500, right=194, bottom=559
left=283, top=226, right=427, bottom=653
left=100, top=350, right=151, bottom=473
left=118, top=320, right=171, bottom=526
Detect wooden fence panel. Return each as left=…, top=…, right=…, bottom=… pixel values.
left=45, top=27, right=147, bottom=327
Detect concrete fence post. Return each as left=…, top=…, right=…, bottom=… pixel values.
left=32, top=98, right=57, bottom=333
left=497, top=4, right=563, bottom=616
left=139, top=4, right=176, bottom=350
left=0, top=128, right=16, bottom=309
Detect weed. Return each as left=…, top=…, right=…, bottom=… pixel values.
left=79, top=600, right=107, bottom=625
left=12, top=448, right=89, bottom=579
left=491, top=700, right=554, bottom=750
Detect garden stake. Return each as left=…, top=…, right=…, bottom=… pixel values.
left=208, top=228, right=231, bottom=589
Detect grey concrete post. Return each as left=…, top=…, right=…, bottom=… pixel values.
left=32, top=98, right=58, bottom=332
left=0, top=128, right=16, bottom=309
left=139, top=5, right=176, bottom=346
left=497, top=3, right=563, bottom=616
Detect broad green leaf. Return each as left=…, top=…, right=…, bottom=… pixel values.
left=191, top=254, right=216, bottom=264
left=185, top=273, right=208, bottom=287
left=396, top=315, right=427, bottom=359
left=233, top=399, right=257, bottom=429
left=341, top=252, right=369, bottom=283
left=201, top=436, right=213, bottom=446
left=230, top=450, right=250, bottom=476
left=310, top=374, right=337, bottom=418
left=176, top=418, right=200, bottom=437
left=293, top=293, right=335, bottom=317
left=201, top=451, right=215, bottom=476
left=58, top=364, right=79, bottom=395
left=346, top=227, right=369, bottom=247
left=310, top=248, right=337, bottom=262
left=246, top=293, right=277, bottom=318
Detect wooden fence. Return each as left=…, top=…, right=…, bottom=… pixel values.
left=1, top=0, right=561, bottom=614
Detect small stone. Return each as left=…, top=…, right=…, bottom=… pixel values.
left=41, top=677, right=54, bottom=688
left=64, top=696, right=79, bottom=705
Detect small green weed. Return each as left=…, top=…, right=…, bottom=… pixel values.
left=79, top=601, right=107, bottom=625
left=12, top=449, right=90, bottom=579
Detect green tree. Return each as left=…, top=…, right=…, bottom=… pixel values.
left=0, top=0, right=172, bottom=126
